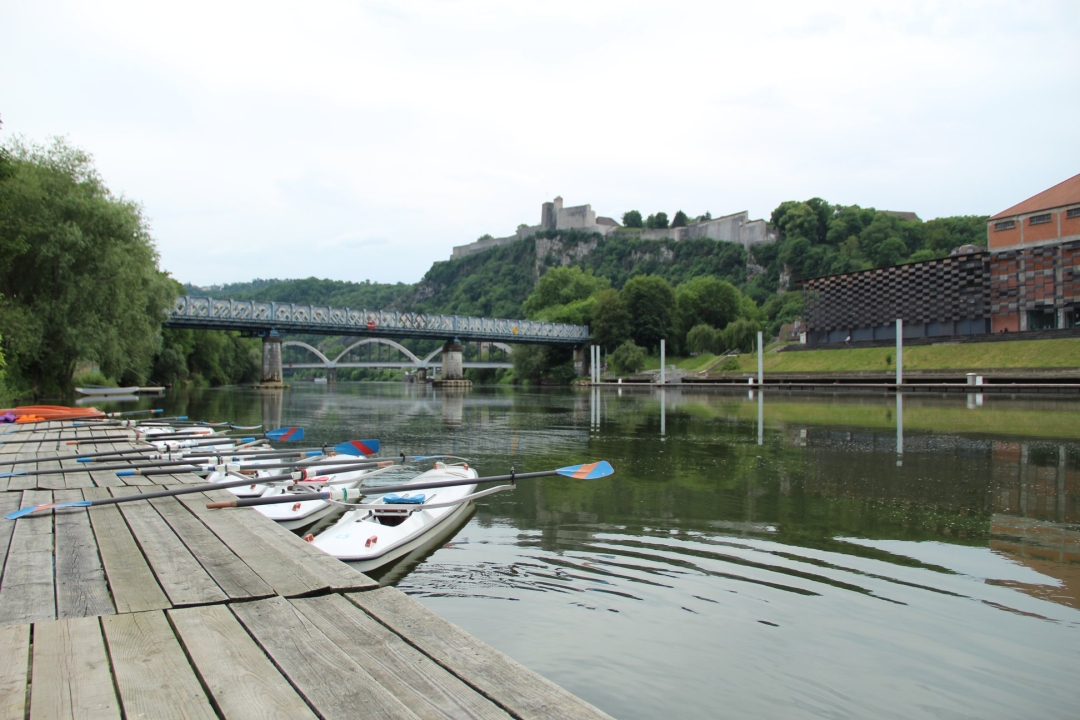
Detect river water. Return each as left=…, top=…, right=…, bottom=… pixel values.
left=135, top=382, right=1078, bottom=719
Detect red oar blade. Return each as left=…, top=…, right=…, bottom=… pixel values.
left=334, top=439, right=380, bottom=456
left=266, top=427, right=304, bottom=441
left=556, top=461, right=614, bottom=480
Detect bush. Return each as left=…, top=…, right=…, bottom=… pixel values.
left=609, top=340, right=647, bottom=374
left=73, top=370, right=115, bottom=388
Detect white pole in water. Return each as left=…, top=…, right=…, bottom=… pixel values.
left=757, top=331, right=764, bottom=387
left=660, top=339, right=666, bottom=385
left=591, top=345, right=596, bottom=384
left=896, top=318, right=903, bottom=386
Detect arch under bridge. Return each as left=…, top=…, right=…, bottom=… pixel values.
left=281, top=339, right=513, bottom=380
left=166, top=296, right=591, bottom=384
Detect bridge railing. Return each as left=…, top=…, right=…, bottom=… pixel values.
left=168, top=296, right=590, bottom=344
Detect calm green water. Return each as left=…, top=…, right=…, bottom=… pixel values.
left=125, top=383, right=1078, bottom=719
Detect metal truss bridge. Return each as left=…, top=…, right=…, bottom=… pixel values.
left=167, top=296, right=590, bottom=345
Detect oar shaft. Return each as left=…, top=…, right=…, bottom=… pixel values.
left=208, top=468, right=556, bottom=509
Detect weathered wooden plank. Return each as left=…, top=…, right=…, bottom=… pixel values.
left=349, top=587, right=615, bottom=720
left=0, top=490, right=56, bottom=626
left=176, top=492, right=337, bottom=597
left=149, top=493, right=274, bottom=601
left=85, top=487, right=170, bottom=614
left=30, top=616, right=120, bottom=719
left=109, top=487, right=228, bottom=607
left=53, top=489, right=115, bottom=620
left=88, top=469, right=125, bottom=488
left=59, top=456, right=96, bottom=489
left=102, top=611, right=217, bottom=720
left=294, top=594, right=512, bottom=720
left=231, top=596, right=420, bottom=720
left=0, top=624, right=30, bottom=720
left=0, top=492, right=21, bottom=570
left=169, top=604, right=318, bottom=720
left=223, top=499, right=377, bottom=593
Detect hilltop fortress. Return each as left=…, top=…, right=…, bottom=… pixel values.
left=450, top=197, right=777, bottom=260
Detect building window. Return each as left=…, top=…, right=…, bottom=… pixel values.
left=1068, top=207, right=1080, bottom=219
left=1027, top=309, right=1057, bottom=330
left=994, top=220, right=1016, bottom=231
left=1030, top=213, right=1052, bottom=225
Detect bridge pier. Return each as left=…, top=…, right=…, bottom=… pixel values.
left=574, top=345, right=588, bottom=377
left=258, top=333, right=287, bottom=387
left=416, top=367, right=427, bottom=383
left=434, top=340, right=471, bottom=387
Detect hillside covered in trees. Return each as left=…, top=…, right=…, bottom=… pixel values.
left=192, top=201, right=987, bottom=378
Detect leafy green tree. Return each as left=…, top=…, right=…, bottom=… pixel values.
left=654, top=212, right=669, bottom=229
left=674, top=276, right=741, bottom=344
left=609, top=340, right=646, bottom=374
left=762, top=291, right=804, bottom=337
left=872, top=237, right=909, bottom=266
left=620, top=275, right=675, bottom=350
left=671, top=210, right=689, bottom=228
left=622, top=210, right=643, bottom=228
left=522, top=266, right=609, bottom=318
left=591, top=288, right=630, bottom=350
left=686, top=324, right=719, bottom=354
left=721, top=318, right=761, bottom=353
left=0, top=137, right=175, bottom=395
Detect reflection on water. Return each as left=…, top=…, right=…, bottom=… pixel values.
left=119, top=383, right=1080, bottom=719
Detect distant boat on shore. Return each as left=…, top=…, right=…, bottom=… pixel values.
left=75, top=386, right=140, bottom=396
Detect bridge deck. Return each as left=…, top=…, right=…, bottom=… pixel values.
left=168, top=296, right=590, bottom=345
left=0, top=425, right=612, bottom=720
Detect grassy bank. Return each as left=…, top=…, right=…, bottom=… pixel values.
left=717, top=338, right=1080, bottom=374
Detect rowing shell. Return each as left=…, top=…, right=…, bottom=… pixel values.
left=311, top=463, right=479, bottom=571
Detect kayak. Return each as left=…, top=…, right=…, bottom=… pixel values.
left=311, top=463, right=479, bottom=571
left=254, top=461, right=374, bottom=530
left=75, top=386, right=140, bottom=396
left=0, top=405, right=104, bottom=423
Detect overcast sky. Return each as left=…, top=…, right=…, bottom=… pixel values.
left=3, top=1, right=1078, bottom=287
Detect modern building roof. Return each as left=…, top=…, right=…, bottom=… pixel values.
left=990, top=172, right=1080, bottom=220
left=881, top=210, right=920, bottom=222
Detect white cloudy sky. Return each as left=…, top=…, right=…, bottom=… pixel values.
left=2, top=1, right=1078, bottom=287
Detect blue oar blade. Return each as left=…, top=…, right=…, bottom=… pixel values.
left=6, top=500, right=93, bottom=520
left=267, top=427, right=304, bottom=442
left=556, top=461, right=614, bottom=480
left=334, top=439, right=380, bottom=456
left=0, top=471, right=27, bottom=479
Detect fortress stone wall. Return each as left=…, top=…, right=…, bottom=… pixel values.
left=450, top=198, right=775, bottom=260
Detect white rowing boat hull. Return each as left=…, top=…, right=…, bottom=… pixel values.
left=75, top=386, right=140, bottom=396
left=311, top=464, right=478, bottom=570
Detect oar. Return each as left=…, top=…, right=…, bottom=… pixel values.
left=62, top=426, right=305, bottom=445
left=4, top=473, right=350, bottom=520
left=0, top=436, right=258, bottom=467
left=117, top=456, right=390, bottom=478
left=206, top=461, right=615, bottom=509
left=0, top=450, right=328, bottom=480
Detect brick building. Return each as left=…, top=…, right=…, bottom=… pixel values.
left=803, top=173, right=1080, bottom=343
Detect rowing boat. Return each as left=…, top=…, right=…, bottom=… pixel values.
left=254, top=461, right=374, bottom=530
left=310, top=462, right=479, bottom=571
left=75, top=386, right=140, bottom=396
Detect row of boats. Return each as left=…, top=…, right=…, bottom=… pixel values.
left=1, top=412, right=486, bottom=573
left=3, top=409, right=612, bottom=574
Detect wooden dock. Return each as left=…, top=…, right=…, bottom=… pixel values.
left=0, top=425, right=612, bottom=720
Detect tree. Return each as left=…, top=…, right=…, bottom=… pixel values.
left=609, top=340, right=646, bottom=374
left=671, top=210, right=689, bottom=228
left=591, top=288, right=630, bottom=350
left=674, top=276, right=741, bottom=344
left=620, top=275, right=675, bottom=350
left=0, top=137, right=175, bottom=395
left=721, top=318, right=760, bottom=353
left=654, top=212, right=669, bottom=229
left=522, top=266, right=609, bottom=318
left=622, top=210, right=643, bottom=228
left=686, top=324, right=719, bottom=354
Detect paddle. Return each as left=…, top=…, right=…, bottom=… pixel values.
left=3, top=473, right=335, bottom=520
left=0, top=436, right=259, bottom=467
left=61, top=426, right=304, bottom=445
left=0, top=451, right=327, bottom=479
left=206, top=461, right=615, bottom=509
left=0, top=438, right=379, bottom=474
